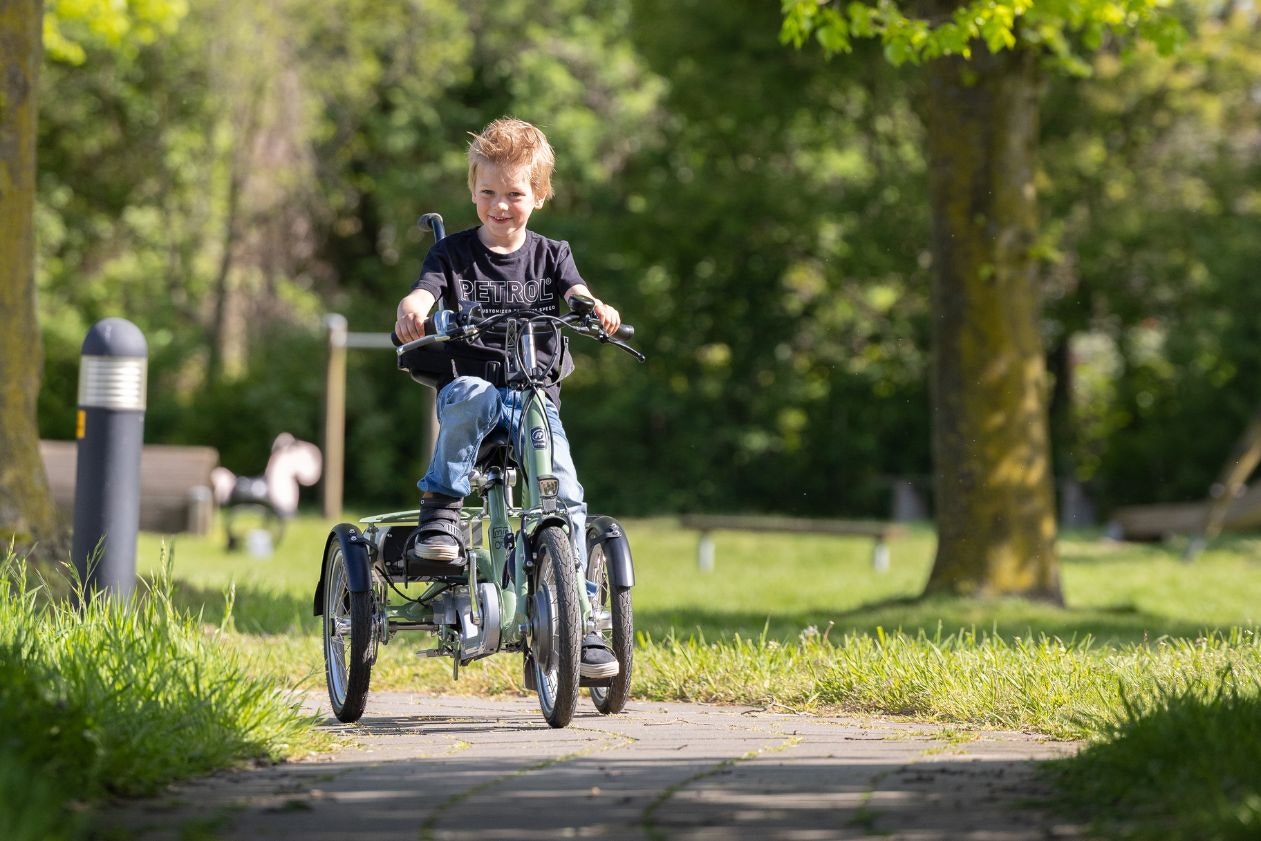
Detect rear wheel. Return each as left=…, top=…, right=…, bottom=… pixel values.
left=322, top=540, right=375, bottom=723
left=587, top=542, right=633, bottom=714
left=529, top=525, right=581, bottom=728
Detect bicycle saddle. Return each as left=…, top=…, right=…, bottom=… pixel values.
left=475, top=428, right=516, bottom=468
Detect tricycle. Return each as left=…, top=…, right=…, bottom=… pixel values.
left=313, top=213, right=644, bottom=728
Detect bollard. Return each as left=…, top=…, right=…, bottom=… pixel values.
left=72, top=318, right=147, bottom=602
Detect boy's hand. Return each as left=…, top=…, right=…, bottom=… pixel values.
left=395, top=289, right=436, bottom=342
left=395, top=312, right=426, bottom=343
left=567, top=286, right=620, bottom=335
left=593, top=300, right=621, bottom=336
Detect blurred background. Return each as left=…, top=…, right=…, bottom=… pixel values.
left=35, top=0, right=1261, bottom=520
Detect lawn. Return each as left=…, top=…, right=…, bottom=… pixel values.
left=135, top=514, right=1261, bottom=839
left=139, top=516, right=1261, bottom=644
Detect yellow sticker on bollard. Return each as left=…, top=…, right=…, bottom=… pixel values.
left=76, top=409, right=86, bottom=439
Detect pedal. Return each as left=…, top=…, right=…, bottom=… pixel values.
left=580, top=674, right=614, bottom=688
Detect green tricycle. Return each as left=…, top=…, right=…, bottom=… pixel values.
left=313, top=214, right=644, bottom=728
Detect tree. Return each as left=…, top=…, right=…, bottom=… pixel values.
left=0, top=0, right=60, bottom=555
left=783, top=0, right=1181, bottom=600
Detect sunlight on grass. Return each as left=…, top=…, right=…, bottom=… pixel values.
left=142, top=515, right=1261, bottom=731
left=127, top=515, right=1261, bottom=839
left=0, top=549, right=320, bottom=841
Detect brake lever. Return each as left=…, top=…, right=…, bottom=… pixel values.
left=608, top=339, right=646, bottom=363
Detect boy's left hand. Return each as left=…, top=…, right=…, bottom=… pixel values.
left=592, top=299, right=621, bottom=336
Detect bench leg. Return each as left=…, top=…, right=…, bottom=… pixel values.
left=871, top=539, right=890, bottom=573
left=697, top=531, right=715, bottom=572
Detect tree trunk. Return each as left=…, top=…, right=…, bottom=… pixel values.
left=0, top=0, right=62, bottom=556
left=920, top=46, right=1062, bottom=601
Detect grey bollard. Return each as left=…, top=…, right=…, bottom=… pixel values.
left=72, top=318, right=148, bottom=602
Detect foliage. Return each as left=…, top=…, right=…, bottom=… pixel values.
left=45, top=0, right=188, bottom=65
left=31, top=0, right=1261, bottom=521
left=1040, top=8, right=1261, bottom=508
left=780, top=0, right=1184, bottom=70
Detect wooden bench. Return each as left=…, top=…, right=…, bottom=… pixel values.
left=679, top=514, right=906, bottom=572
left=40, top=440, right=219, bottom=535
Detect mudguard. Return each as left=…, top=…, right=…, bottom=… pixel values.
left=587, top=515, right=635, bottom=588
left=312, top=523, right=374, bottom=616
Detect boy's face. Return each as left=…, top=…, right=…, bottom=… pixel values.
left=471, top=161, right=544, bottom=252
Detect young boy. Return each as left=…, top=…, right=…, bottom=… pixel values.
left=394, top=117, right=622, bottom=679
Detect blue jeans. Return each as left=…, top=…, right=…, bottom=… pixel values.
left=419, top=376, right=588, bottom=570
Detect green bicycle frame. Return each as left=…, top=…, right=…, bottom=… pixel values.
left=361, top=382, right=592, bottom=652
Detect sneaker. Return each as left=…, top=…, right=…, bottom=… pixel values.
left=414, top=495, right=464, bottom=563
left=580, top=632, right=619, bottom=679
left=415, top=530, right=460, bottom=562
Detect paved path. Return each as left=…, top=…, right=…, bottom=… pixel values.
left=100, top=693, right=1083, bottom=840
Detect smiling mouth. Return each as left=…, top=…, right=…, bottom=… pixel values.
left=490, top=215, right=512, bottom=224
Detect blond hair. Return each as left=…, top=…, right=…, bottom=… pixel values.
left=467, top=117, right=555, bottom=202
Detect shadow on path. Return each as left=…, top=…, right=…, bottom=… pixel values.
left=94, top=694, right=1082, bottom=841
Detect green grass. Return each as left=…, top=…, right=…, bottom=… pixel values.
left=136, top=514, right=1261, bottom=839
left=1052, top=674, right=1261, bottom=840
left=0, top=551, right=318, bottom=841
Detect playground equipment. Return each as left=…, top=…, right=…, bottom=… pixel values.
left=1107, top=410, right=1261, bottom=558
left=211, top=433, right=322, bottom=551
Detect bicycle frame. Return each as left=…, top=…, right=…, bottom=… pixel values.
left=358, top=356, right=592, bottom=662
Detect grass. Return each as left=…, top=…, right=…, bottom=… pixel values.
left=1053, top=673, right=1261, bottom=840
left=0, top=550, right=318, bottom=841
left=131, top=513, right=1261, bottom=839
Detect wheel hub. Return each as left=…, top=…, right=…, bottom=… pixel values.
left=529, top=587, right=555, bottom=670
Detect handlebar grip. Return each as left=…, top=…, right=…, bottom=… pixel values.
left=615, top=323, right=635, bottom=340
left=392, top=314, right=438, bottom=348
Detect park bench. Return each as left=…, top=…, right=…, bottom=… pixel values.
left=679, top=514, right=906, bottom=572
left=40, top=440, right=219, bottom=535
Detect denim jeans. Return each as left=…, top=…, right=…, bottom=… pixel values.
left=419, top=376, right=589, bottom=571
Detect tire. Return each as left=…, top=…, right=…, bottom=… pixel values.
left=529, top=525, right=581, bottom=728
left=322, top=540, right=374, bottom=723
left=587, top=541, right=633, bottom=714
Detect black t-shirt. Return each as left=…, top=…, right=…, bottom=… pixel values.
left=412, top=227, right=588, bottom=399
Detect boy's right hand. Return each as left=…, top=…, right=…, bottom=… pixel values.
left=395, top=289, right=437, bottom=342
left=394, top=312, right=427, bottom=343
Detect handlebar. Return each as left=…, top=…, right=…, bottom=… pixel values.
left=394, top=305, right=642, bottom=362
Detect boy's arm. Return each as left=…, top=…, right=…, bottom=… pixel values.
left=565, top=285, right=621, bottom=336
left=395, top=288, right=437, bottom=342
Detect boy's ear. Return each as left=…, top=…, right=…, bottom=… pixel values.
left=534, top=197, right=545, bottom=209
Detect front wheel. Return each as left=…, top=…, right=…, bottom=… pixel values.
left=588, top=541, right=633, bottom=714
left=322, top=540, right=375, bottom=723
left=528, top=525, right=581, bottom=728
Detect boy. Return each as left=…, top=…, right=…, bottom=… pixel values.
left=394, top=117, right=622, bottom=679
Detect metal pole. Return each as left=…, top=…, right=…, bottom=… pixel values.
left=697, top=531, right=715, bottom=572
left=323, top=314, right=347, bottom=518
left=72, top=318, right=147, bottom=602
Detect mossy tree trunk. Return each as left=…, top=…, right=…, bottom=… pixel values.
left=0, top=0, right=61, bottom=556
left=920, top=46, right=1062, bottom=602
